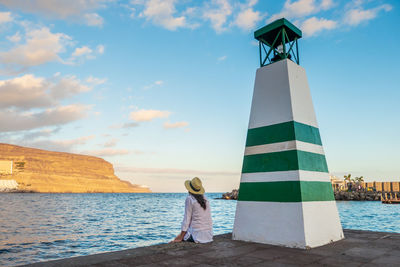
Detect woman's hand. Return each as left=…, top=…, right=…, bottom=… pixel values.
left=169, top=236, right=182, bottom=243
left=169, top=231, right=186, bottom=243
left=172, top=237, right=182, bottom=243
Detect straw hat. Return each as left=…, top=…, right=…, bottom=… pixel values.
left=184, top=177, right=205, bottom=195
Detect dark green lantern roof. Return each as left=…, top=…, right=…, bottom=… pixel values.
left=255, top=18, right=302, bottom=66
left=254, top=18, right=302, bottom=48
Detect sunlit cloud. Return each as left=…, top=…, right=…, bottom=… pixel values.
left=108, top=122, right=139, bottom=129
left=269, top=0, right=334, bottom=22
left=15, top=135, right=96, bottom=152
left=81, top=148, right=130, bottom=157
left=133, top=0, right=186, bottom=30
left=104, top=138, right=118, bottom=147
left=142, top=80, right=164, bottom=90
left=86, top=76, right=107, bottom=85
left=130, top=109, right=171, bottom=122
left=6, top=31, right=21, bottom=42
left=0, top=74, right=91, bottom=109
left=163, top=121, right=189, bottom=129
left=203, top=0, right=232, bottom=33
left=116, top=166, right=238, bottom=176
left=84, top=12, right=104, bottom=26
left=0, top=104, right=89, bottom=132
left=0, top=11, right=13, bottom=23
left=233, top=0, right=263, bottom=31
left=217, top=55, right=227, bottom=61
left=0, top=27, right=71, bottom=72
left=301, top=16, right=337, bottom=37
left=0, top=0, right=108, bottom=26
left=344, top=4, right=392, bottom=26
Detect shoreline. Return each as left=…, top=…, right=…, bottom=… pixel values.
left=221, top=189, right=400, bottom=201
left=23, top=229, right=400, bottom=267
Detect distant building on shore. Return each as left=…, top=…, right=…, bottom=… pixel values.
left=330, top=175, right=346, bottom=191
left=330, top=175, right=400, bottom=192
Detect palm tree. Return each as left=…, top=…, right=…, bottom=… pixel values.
left=344, top=174, right=352, bottom=191
left=354, top=176, right=364, bottom=191
left=355, top=176, right=364, bottom=183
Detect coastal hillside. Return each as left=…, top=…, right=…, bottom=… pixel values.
left=0, top=143, right=150, bottom=193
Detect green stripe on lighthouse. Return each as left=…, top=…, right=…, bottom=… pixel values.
left=242, top=150, right=328, bottom=173
left=238, top=181, right=335, bottom=202
left=246, top=121, right=322, bottom=147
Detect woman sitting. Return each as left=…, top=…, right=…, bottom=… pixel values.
left=171, top=177, right=213, bottom=243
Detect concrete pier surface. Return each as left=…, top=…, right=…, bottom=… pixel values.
left=25, top=229, right=400, bottom=267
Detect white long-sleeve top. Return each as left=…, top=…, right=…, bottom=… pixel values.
left=181, top=194, right=213, bottom=243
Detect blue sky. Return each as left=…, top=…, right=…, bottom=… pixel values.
left=0, top=0, right=399, bottom=192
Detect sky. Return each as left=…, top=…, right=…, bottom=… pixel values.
left=0, top=0, right=399, bottom=192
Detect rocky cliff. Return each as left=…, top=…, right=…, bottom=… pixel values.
left=0, top=143, right=150, bottom=193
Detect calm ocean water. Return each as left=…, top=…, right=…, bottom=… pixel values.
left=1, top=193, right=400, bottom=266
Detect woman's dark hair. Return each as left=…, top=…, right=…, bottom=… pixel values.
left=190, top=193, right=207, bottom=210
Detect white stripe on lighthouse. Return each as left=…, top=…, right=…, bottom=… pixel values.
left=244, top=140, right=325, bottom=156
left=240, top=170, right=331, bottom=183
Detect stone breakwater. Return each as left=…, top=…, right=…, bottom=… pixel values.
left=222, top=189, right=238, bottom=200
left=222, top=189, right=398, bottom=201
left=0, top=143, right=150, bottom=193
left=334, top=191, right=382, bottom=201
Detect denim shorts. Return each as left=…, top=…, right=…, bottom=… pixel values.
left=184, top=235, right=195, bottom=242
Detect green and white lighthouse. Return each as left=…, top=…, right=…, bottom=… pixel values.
left=232, top=18, right=344, bottom=248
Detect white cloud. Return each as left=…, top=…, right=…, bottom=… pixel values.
left=130, top=109, right=171, bottom=122
left=0, top=11, right=13, bottom=23
left=81, top=148, right=130, bottom=157
left=0, top=74, right=51, bottom=109
left=6, top=31, right=21, bottom=43
left=104, top=138, right=118, bottom=147
left=84, top=12, right=104, bottom=26
left=50, top=75, right=91, bottom=99
left=122, top=122, right=139, bottom=128
left=108, top=122, right=139, bottom=129
left=320, top=0, right=334, bottom=10
left=344, top=4, right=392, bottom=26
left=16, top=135, right=95, bottom=152
left=233, top=0, right=263, bottom=31
left=0, top=73, right=95, bottom=132
left=50, top=135, right=94, bottom=147
left=136, top=0, right=186, bottom=30
left=301, top=16, right=337, bottom=37
left=0, top=0, right=108, bottom=26
left=0, top=74, right=92, bottom=110
left=109, top=122, right=139, bottom=129
left=269, top=0, right=334, bottom=22
left=0, top=104, right=88, bottom=132
left=163, top=121, right=189, bottom=129
left=21, top=127, right=60, bottom=139
left=72, top=46, right=93, bottom=57
left=86, top=76, right=107, bottom=85
left=203, top=0, right=232, bottom=33
left=70, top=44, right=104, bottom=61
left=234, top=7, right=262, bottom=30
left=116, top=166, right=237, bottom=176
left=96, top=44, right=105, bottom=54
left=218, top=55, right=227, bottom=61
left=143, top=80, right=164, bottom=90
left=0, top=27, right=71, bottom=71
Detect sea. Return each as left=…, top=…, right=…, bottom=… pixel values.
left=1, top=193, right=400, bottom=266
